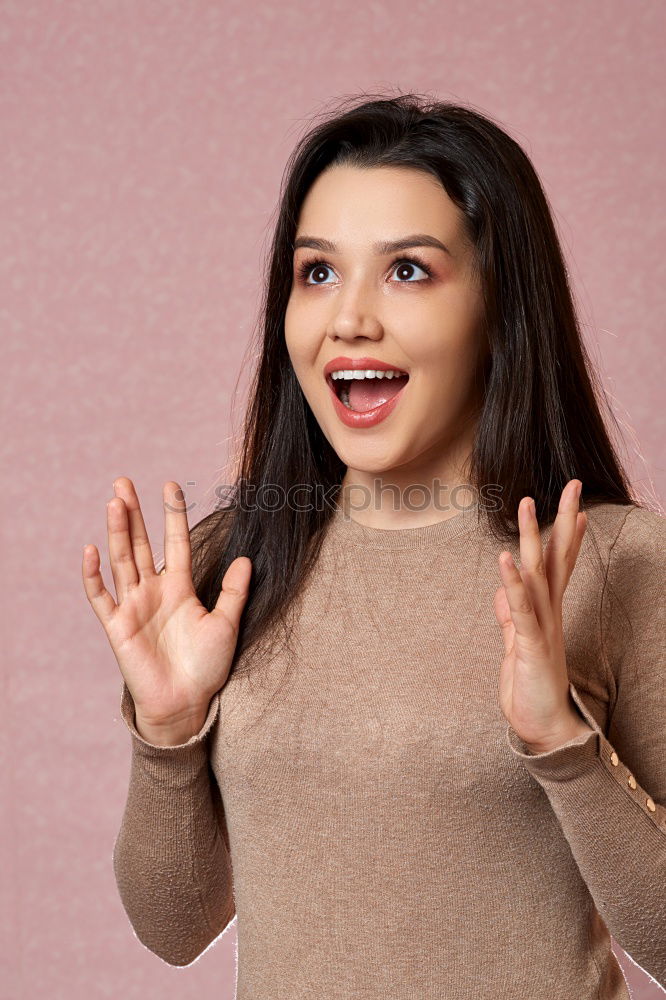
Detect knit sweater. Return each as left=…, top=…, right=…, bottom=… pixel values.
left=112, top=500, right=666, bottom=999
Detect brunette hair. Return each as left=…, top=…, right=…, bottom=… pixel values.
left=187, top=90, right=643, bottom=670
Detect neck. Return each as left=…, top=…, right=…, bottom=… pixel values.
left=339, top=443, right=477, bottom=531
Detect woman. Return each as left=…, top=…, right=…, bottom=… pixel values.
left=82, top=93, right=665, bottom=997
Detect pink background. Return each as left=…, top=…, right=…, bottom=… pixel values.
left=3, top=1, right=664, bottom=997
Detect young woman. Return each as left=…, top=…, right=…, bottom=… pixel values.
left=82, top=93, right=665, bottom=998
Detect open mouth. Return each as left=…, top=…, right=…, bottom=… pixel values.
left=326, top=371, right=410, bottom=413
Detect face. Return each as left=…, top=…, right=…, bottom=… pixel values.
left=284, top=164, right=487, bottom=509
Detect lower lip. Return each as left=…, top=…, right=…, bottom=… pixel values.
left=326, top=376, right=408, bottom=428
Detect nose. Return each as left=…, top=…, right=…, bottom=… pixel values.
left=326, top=302, right=384, bottom=344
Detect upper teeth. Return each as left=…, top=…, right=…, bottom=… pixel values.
left=330, top=369, right=405, bottom=380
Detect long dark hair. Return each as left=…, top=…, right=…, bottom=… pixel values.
left=188, top=90, right=642, bottom=671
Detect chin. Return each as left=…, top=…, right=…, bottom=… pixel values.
left=335, top=442, right=406, bottom=476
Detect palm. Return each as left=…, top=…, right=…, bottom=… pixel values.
left=107, top=576, right=239, bottom=724
left=82, top=478, right=252, bottom=729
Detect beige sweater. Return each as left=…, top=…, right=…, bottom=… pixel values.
left=112, top=501, right=666, bottom=998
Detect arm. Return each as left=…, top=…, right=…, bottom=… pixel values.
left=506, top=506, right=666, bottom=987
left=112, top=681, right=235, bottom=967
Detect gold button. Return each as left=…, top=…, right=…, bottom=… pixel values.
left=646, top=797, right=656, bottom=812
left=628, top=774, right=637, bottom=789
left=610, top=751, right=619, bottom=766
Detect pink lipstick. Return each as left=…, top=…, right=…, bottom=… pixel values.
left=323, top=356, right=410, bottom=429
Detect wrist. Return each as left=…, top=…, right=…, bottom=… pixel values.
left=523, top=718, right=594, bottom=755
left=134, top=710, right=209, bottom=747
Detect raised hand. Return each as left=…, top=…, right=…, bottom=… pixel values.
left=82, top=477, right=252, bottom=744
left=493, top=479, right=594, bottom=753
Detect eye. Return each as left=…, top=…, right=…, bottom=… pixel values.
left=296, top=254, right=434, bottom=286
left=298, top=260, right=336, bottom=285
left=391, top=258, right=432, bottom=282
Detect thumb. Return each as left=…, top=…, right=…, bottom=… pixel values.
left=212, top=556, right=253, bottom=630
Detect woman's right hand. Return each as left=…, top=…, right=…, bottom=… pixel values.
left=82, top=477, right=252, bottom=744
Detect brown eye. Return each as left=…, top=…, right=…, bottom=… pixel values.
left=391, top=258, right=432, bottom=282
left=309, top=265, right=332, bottom=284
left=297, top=259, right=334, bottom=284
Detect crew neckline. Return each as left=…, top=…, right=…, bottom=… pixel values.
left=325, top=501, right=485, bottom=549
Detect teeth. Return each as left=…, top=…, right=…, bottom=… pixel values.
left=330, top=368, right=405, bottom=381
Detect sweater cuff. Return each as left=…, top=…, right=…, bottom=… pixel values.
left=118, top=680, right=220, bottom=756
left=506, top=683, right=665, bottom=828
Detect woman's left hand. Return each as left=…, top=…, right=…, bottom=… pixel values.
left=493, top=479, right=594, bottom=754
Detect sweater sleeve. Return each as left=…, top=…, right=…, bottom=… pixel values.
left=112, top=680, right=235, bottom=966
left=505, top=506, right=666, bottom=988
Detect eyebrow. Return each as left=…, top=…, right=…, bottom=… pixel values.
left=292, top=233, right=452, bottom=256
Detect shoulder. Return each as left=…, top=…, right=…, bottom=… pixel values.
left=613, top=503, right=666, bottom=551
left=579, top=503, right=664, bottom=643
left=583, top=501, right=665, bottom=567
left=593, top=504, right=665, bottom=669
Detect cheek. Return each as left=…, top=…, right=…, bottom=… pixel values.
left=284, top=298, right=318, bottom=369
left=283, top=322, right=322, bottom=410
left=402, top=325, right=482, bottom=419
left=408, top=333, right=477, bottom=378
left=408, top=297, right=482, bottom=374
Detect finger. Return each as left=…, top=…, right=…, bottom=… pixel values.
left=517, top=496, right=553, bottom=633
left=163, top=481, right=192, bottom=575
left=212, top=556, right=252, bottom=631
left=550, top=511, right=587, bottom=606
left=112, top=477, right=157, bottom=578
left=498, top=550, right=544, bottom=646
left=570, top=511, right=587, bottom=568
left=543, top=480, right=583, bottom=609
left=107, top=495, right=139, bottom=600
left=493, top=584, right=516, bottom=657
left=82, top=543, right=118, bottom=627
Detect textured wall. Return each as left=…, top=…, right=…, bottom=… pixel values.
left=2, top=0, right=664, bottom=997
